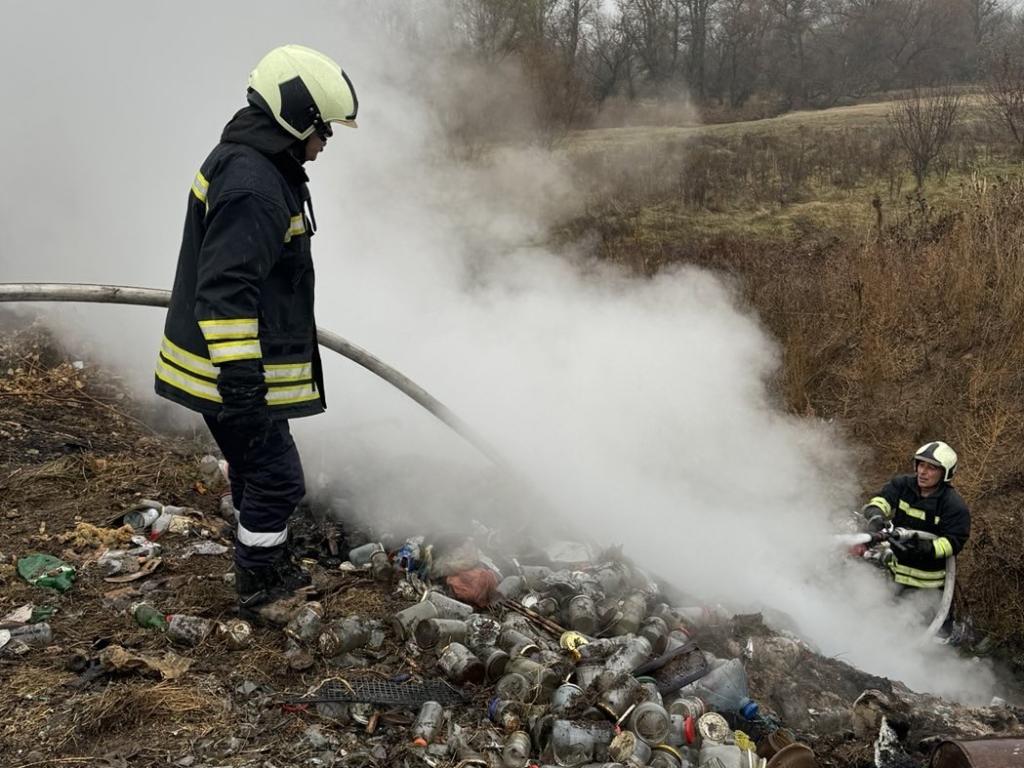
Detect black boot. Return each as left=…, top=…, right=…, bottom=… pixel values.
left=235, top=563, right=296, bottom=622
left=235, top=550, right=314, bottom=624
left=270, top=549, right=312, bottom=591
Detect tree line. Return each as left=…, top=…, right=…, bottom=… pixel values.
left=440, top=0, right=1024, bottom=125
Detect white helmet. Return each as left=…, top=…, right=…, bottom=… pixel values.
left=248, top=44, right=358, bottom=139
left=913, top=441, right=957, bottom=482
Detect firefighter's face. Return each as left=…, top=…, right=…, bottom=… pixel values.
left=916, top=461, right=943, bottom=491
left=305, top=124, right=332, bottom=162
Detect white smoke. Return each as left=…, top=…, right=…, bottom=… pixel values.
left=0, top=0, right=998, bottom=702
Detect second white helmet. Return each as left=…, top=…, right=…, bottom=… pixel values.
left=913, top=441, right=958, bottom=482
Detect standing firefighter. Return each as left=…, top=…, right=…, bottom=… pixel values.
left=154, top=45, right=358, bottom=619
left=862, top=441, right=970, bottom=613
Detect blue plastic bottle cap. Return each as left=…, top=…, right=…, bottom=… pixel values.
left=740, top=699, right=759, bottom=719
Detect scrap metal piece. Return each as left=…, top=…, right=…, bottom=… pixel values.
left=287, top=676, right=467, bottom=707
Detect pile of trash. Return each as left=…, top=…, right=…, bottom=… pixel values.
left=4, top=448, right=1024, bottom=768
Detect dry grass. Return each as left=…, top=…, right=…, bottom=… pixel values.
left=71, top=680, right=230, bottom=740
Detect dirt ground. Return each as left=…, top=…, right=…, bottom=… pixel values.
left=2, top=314, right=1023, bottom=768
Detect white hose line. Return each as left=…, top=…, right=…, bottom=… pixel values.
left=0, top=282, right=503, bottom=467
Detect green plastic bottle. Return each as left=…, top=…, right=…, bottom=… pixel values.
left=132, top=603, right=169, bottom=631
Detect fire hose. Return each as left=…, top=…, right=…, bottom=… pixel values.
left=837, top=526, right=956, bottom=639
left=0, top=282, right=503, bottom=467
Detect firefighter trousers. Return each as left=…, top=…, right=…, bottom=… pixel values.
left=203, top=415, right=305, bottom=568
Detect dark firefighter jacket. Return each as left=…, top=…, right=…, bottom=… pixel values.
left=154, top=106, right=325, bottom=420
left=865, top=475, right=970, bottom=589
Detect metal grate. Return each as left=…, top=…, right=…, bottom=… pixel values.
left=289, top=676, right=466, bottom=707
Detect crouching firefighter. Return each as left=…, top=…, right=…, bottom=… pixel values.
left=861, top=441, right=970, bottom=625
left=154, top=45, right=358, bottom=620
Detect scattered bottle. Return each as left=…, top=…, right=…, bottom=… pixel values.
left=679, top=657, right=759, bottom=720
left=166, top=614, right=216, bottom=646
left=411, top=700, right=444, bottom=746
left=133, top=603, right=169, bottom=631
left=501, top=730, right=532, bottom=768
left=7, top=623, right=52, bottom=647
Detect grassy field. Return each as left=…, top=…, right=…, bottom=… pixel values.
left=564, top=95, right=1022, bottom=249
left=561, top=96, right=1024, bottom=663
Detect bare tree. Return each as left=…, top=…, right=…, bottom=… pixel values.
left=766, top=0, right=822, bottom=107
left=984, top=48, right=1024, bottom=156
left=450, top=0, right=529, bottom=61
left=585, top=10, right=634, bottom=101
left=686, top=0, right=717, bottom=98
left=964, top=0, right=1000, bottom=45
left=618, top=0, right=682, bottom=83
left=711, top=0, right=771, bottom=106
left=887, top=87, right=961, bottom=189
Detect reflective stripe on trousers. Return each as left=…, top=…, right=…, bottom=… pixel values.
left=203, top=415, right=305, bottom=567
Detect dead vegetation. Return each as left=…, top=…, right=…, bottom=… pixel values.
left=576, top=144, right=1024, bottom=666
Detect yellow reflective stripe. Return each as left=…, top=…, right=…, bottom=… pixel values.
left=868, top=497, right=892, bottom=518
left=266, top=383, right=319, bottom=406
left=264, top=362, right=313, bottom=383
left=892, top=574, right=945, bottom=588
left=160, top=336, right=218, bottom=379
left=898, top=500, right=927, bottom=520
left=155, top=359, right=222, bottom=403
left=283, top=214, right=306, bottom=243
left=208, top=339, right=262, bottom=364
left=192, top=171, right=209, bottom=202
left=888, top=560, right=945, bottom=581
left=198, top=318, right=259, bottom=341
left=933, top=537, right=954, bottom=558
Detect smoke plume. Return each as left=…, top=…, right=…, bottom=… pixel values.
left=0, top=0, right=999, bottom=702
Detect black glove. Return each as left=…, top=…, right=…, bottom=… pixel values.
left=864, top=514, right=887, bottom=534
left=891, top=536, right=934, bottom=559
left=216, top=360, right=272, bottom=448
